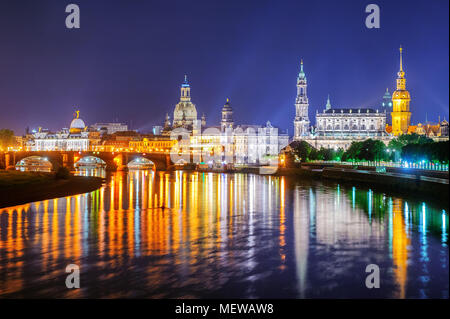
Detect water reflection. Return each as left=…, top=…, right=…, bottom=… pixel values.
left=0, top=170, right=448, bottom=298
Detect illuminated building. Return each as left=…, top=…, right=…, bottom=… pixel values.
left=293, top=59, right=310, bottom=139
left=405, top=118, right=449, bottom=141
left=152, top=125, right=163, bottom=135
left=162, top=113, right=172, bottom=135
left=381, top=88, right=393, bottom=124
left=302, top=97, right=389, bottom=150
left=92, top=131, right=139, bottom=152
left=315, top=100, right=387, bottom=138
left=190, top=98, right=289, bottom=166
left=234, top=121, right=289, bottom=165
left=129, top=136, right=177, bottom=153
left=91, top=122, right=128, bottom=134
left=391, top=46, right=411, bottom=136
left=220, top=98, right=234, bottom=132
left=172, top=75, right=198, bottom=131
left=32, top=111, right=90, bottom=151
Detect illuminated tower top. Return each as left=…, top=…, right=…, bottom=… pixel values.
left=221, top=98, right=234, bottom=132
left=298, top=59, right=306, bottom=81
left=180, top=74, right=191, bottom=102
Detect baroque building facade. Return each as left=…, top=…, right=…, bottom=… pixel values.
left=187, top=99, right=288, bottom=166
left=303, top=99, right=390, bottom=150
left=32, top=111, right=91, bottom=151
left=162, top=79, right=289, bottom=166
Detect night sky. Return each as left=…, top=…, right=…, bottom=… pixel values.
left=0, top=0, right=448, bottom=135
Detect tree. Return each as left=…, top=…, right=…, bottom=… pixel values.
left=334, top=148, right=344, bottom=161
left=388, top=133, right=432, bottom=152
left=289, top=140, right=315, bottom=162
left=317, top=147, right=335, bottom=161
left=402, top=141, right=449, bottom=163
left=0, top=129, right=15, bottom=150
left=342, top=139, right=388, bottom=162
left=342, top=141, right=363, bottom=162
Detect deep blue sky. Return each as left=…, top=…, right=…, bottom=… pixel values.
left=0, top=0, right=448, bottom=135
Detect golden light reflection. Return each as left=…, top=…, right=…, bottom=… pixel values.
left=0, top=170, right=447, bottom=298
left=392, top=198, right=410, bottom=299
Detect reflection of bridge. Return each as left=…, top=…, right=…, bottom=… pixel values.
left=1, top=151, right=177, bottom=171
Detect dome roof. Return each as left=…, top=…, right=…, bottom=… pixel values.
left=70, top=118, right=86, bottom=129
left=392, top=90, right=410, bottom=100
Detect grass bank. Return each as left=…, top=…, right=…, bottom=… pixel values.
left=0, top=170, right=104, bottom=208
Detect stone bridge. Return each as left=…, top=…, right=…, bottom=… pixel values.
left=0, top=151, right=178, bottom=171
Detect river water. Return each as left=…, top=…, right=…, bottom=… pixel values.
left=0, top=169, right=448, bottom=298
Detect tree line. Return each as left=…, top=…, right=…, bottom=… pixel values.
left=288, top=133, right=449, bottom=164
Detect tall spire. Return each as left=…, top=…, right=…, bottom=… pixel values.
left=398, top=46, right=405, bottom=78
left=326, top=95, right=331, bottom=110
left=182, top=74, right=189, bottom=87
left=396, top=46, right=406, bottom=91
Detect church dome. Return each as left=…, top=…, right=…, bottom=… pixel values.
left=69, top=111, right=86, bottom=133
left=70, top=118, right=86, bottom=129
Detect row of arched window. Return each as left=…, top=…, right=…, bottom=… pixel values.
left=320, top=124, right=377, bottom=131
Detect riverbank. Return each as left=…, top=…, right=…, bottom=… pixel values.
left=275, top=166, right=449, bottom=202
left=0, top=170, right=104, bottom=208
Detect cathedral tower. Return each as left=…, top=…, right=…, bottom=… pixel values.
left=221, top=98, right=234, bottom=132
left=391, top=46, right=411, bottom=136
left=325, top=95, right=332, bottom=111
left=294, top=59, right=310, bottom=140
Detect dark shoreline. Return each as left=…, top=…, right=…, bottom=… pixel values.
left=274, top=166, right=449, bottom=206
left=0, top=172, right=104, bottom=208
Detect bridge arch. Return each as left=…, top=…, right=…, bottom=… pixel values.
left=5, top=151, right=174, bottom=171
left=15, top=155, right=53, bottom=171
left=127, top=156, right=155, bottom=169
left=10, top=152, right=65, bottom=171
left=74, top=155, right=106, bottom=168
